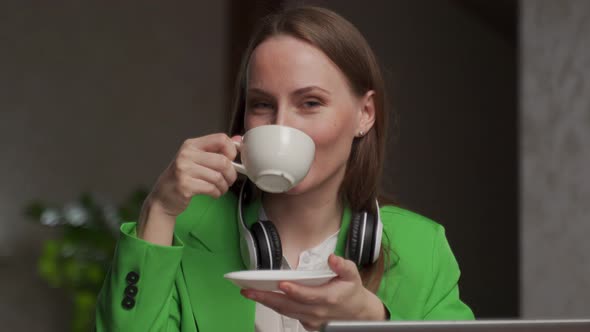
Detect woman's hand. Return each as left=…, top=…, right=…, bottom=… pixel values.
left=138, top=133, right=240, bottom=245
left=148, top=133, right=239, bottom=216
left=241, top=254, right=386, bottom=331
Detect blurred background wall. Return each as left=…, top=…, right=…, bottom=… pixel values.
left=0, top=1, right=227, bottom=329
left=0, top=0, right=588, bottom=330
left=521, top=0, right=590, bottom=318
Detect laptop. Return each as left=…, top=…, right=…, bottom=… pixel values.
left=322, top=319, right=590, bottom=332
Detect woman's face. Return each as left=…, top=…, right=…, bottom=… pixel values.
left=244, top=35, right=373, bottom=195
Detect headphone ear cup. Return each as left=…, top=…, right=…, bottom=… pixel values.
left=346, top=212, right=363, bottom=266
left=251, top=220, right=282, bottom=270
left=261, top=220, right=283, bottom=269
left=361, top=212, right=377, bottom=266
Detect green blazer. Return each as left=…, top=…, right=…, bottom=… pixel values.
left=95, top=193, right=473, bottom=331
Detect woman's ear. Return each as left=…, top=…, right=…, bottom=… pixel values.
left=356, top=90, right=376, bottom=137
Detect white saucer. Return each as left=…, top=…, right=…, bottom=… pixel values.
left=224, top=270, right=337, bottom=291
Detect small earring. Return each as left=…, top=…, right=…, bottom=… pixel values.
left=358, top=131, right=364, bottom=137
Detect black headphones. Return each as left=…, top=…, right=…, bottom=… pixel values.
left=237, top=180, right=383, bottom=270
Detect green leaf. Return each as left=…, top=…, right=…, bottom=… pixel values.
left=63, top=258, right=83, bottom=286
left=38, top=240, right=61, bottom=287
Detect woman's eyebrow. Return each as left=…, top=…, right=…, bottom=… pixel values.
left=292, top=86, right=331, bottom=96
left=246, top=88, right=274, bottom=98
left=246, top=86, right=330, bottom=98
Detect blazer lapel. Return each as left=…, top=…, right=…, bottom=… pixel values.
left=181, top=194, right=261, bottom=332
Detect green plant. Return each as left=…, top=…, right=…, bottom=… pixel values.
left=24, top=188, right=148, bottom=332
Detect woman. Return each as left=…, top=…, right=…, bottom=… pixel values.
left=96, top=6, right=474, bottom=332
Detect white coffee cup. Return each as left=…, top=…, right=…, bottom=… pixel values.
left=232, top=125, right=315, bottom=193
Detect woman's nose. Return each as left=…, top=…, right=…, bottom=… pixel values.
left=272, top=107, right=291, bottom=126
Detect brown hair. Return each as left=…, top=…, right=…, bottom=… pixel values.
left=229, top=6, right=390, bottom=293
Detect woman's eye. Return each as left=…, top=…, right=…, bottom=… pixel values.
left=251, top=102, right=272, bottom=109
left=256, top=102, right=273, bottom=109
left=302, top=100, right=322, bottom=108
left=247, top=101, right=274, bottom=112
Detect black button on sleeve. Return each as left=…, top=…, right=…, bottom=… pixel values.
left=124, top=285, right=138, bottom=297
left=121, top=296, right=135, bottom=310
left=126, top=271, right=139, bottom=285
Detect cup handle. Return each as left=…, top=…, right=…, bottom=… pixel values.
left=231, top=141, right=247, bottom=175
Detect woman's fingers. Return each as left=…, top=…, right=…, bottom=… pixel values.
left=145, top=133, right=240, bottom=219
left=176, top=164, right=229, bottom=197
left=176, top=142, right=238, bottom=187
left=191, top=151, right=238, bottom=185
left=279, top=282, right=330, bottom=305
left=174, top=155, right=229, bottom=196
left=185, top=133, right=238, bottom=160
left=328, top=254, right=360, bottom=282
left=172, top=136, right=239, bottom=198
left=174, top=176, right=222, bottom=201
